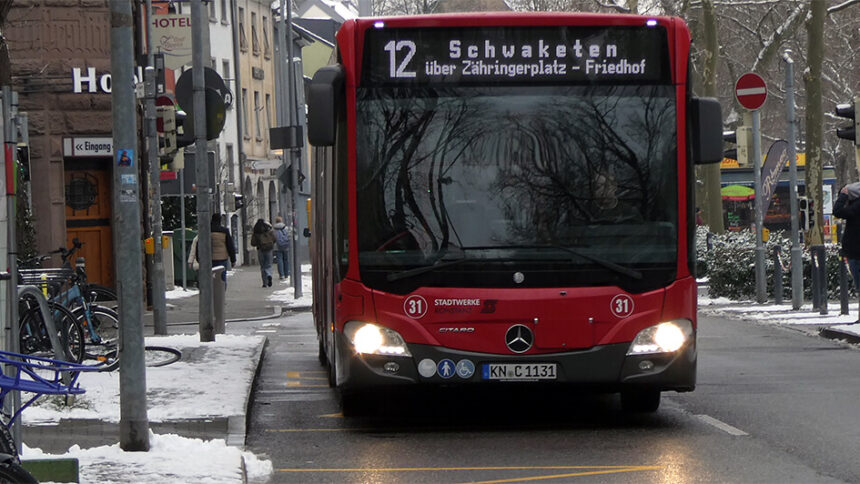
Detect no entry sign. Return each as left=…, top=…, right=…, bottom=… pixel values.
left=735, top=73, right=767, bottom=110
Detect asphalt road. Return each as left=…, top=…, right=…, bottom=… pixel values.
left=246, top=312, right=860, bottom=483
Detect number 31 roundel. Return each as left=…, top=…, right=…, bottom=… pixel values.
left=404, top=295, right=428, bottom=319
left=610, top=294, right=634, bottom=318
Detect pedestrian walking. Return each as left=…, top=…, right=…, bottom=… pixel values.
left=834, top=182, right=860, bottom=299
left=250, top=218, right=276, bottom=288
left=187, top=214, right=238, bottom=288
left=272, top=216, right=291, bottom=282
left=210, top=213, right=237, bottom=285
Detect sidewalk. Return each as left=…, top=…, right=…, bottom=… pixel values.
left=698, top=283, right=860, bottom=344
left=144, top=263, right=312, bottom=330
left=19, top=264, right=312, bottom=483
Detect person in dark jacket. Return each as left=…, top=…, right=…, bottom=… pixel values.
left=250, top=218, right=276, bottom=287
left=272, top=216, right=291, bottom=282
left=834, top=182, right=860, bottom=295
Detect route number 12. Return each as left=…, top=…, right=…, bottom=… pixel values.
left=384, top=40, right=417, bottom=78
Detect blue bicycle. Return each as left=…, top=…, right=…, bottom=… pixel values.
left=0, top=349, right=105, bottom=482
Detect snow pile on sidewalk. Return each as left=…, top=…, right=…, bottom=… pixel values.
left=25, top=432, right=273, bottom=483
left=24, top=333, right=264, bottom=423
left=20, top=333, right=273, bottom=483
left=699, top=295, right=860, bottom=337
left=267, top=264, right=313, bottom=307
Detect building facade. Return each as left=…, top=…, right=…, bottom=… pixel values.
left=8, top=2, right=117, bottom=286
left=5, top=0, right=324, bottom=286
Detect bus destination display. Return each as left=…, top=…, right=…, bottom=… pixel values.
left=362, top=25, right=670, bottom=86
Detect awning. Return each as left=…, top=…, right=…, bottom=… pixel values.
left=721, top=184, right=755, bottom=201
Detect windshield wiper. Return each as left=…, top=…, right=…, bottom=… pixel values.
left=512, top=245, right=643, bottom=280
left=386, top=257, right=469, bottom=282
left=386, top=243, right=470, bottom=282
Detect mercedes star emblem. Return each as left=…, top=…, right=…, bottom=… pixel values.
left=505, top=324, right=533, bottom=353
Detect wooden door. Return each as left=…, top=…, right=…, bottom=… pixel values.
left=64, top=160, right=114, bottom=288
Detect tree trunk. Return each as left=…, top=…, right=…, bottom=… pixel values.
left=0, top=1, right=12, bottom=85
left=804, top=0, right=826, bottom=245
left=696, top=0, right=725, bottom=233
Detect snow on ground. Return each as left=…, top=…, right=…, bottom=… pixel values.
left=698, top=293, right=860, bottom=337
left=25, top=432, right=273, bottom=484
left=23, top=334, right=263, bottom=424
left=20, top=333, right=274, bottom=483
left=267, top=264, right=313, bottom=308
left=165, top=287, right=198, bottom=300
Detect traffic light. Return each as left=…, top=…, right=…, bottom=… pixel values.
left=156, top=105, right=177, bottom=156
left=16, top=144, right=30, bottom=182
left=278, top=164, right=306, bottom=192
left=175, top=109, right=193, bottom=149
left=723, top=131, right=737, bottom=160
left=722, top=126, right=752, bottom=165
left=835, top=97, right=859, bottom=146
left=233, top=193, right=244, bottom=209
left=799, top=197, right=815, bottom=231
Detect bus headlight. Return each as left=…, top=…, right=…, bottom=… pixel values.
left=344, top=321, right=412, bottom=357
left=626, top=319, right=693, bottom=355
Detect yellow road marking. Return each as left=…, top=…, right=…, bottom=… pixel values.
left=277, top=465, right=660, bottom=473
left=285, top=382, right=329, bottom=388
left=286, top=371, right=326, bottom=378
left=467, top=466, right=662, bottom=483
left=319, top=412, right=344, bottom=418
left=276, top=462, right=661, bottom=482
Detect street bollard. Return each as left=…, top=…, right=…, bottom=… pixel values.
left=811, top=248, right=820, bottom=311
left=773, top=245, right=783, bottom=305
left=812, top=245, right=828, bottom=315
left=839, top=256, right=850, bottom=315
left=212, top=266, right=226, bottom=334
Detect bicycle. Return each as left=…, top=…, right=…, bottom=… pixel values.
left=93, top=345, right=182, bottom=372
left=19, top=239, right=117, bottom=308
left=19, top=240, right=118, bottom=361
left=16, top=285, right=85, bottom=364
left=0, top=349, right=106, bottom=483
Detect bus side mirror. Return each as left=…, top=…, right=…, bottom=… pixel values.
left=690, top=97, right=723, bottom=164
left=307, top=65, right=345, bottom=147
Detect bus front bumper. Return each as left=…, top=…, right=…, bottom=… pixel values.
left=335, top=333, right=696, bottom=393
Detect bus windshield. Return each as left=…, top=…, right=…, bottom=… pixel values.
left=356, top=85, right=678, bottom=287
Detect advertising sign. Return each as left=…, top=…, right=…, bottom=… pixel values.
left=759, top=140, right=789, bottom=215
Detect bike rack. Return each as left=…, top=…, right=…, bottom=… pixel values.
left=16, top=286, right=67, bottom=366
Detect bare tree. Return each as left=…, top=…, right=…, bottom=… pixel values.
left=374, top=0, right=441, bottom=15
left=803, top=0, right=826, bottom=244
left=0, top=0, right=12, bottom=85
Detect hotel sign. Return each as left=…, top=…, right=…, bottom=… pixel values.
left=152, top=14, right=193, bottom=70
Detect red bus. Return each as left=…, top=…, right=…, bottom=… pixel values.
left=307, top=13, right=722, bottom=415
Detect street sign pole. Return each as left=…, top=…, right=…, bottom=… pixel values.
left=145, top=0, right=167, bottom=335
left=736, top=73, right=768, bottom=304
left=783, top=51, right=803, bottom=309
left=286, top=0, right=303, bottom=299
left=110, top=0, right=150, bottom=451
left=752, top=110, right=767, bottom=303
left=192, top=0, right=214, bottom=342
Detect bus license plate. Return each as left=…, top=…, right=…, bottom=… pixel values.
left=482, top=363, right=557, bottom=381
